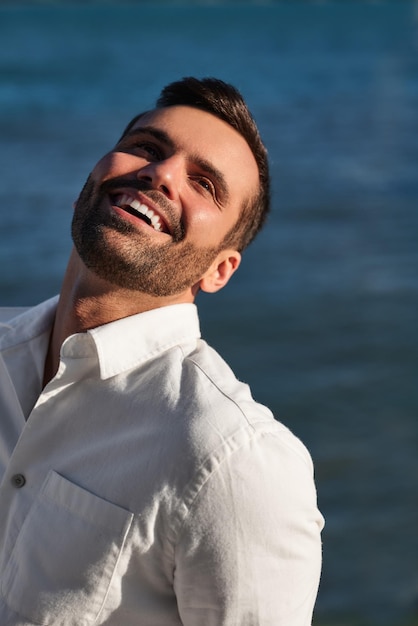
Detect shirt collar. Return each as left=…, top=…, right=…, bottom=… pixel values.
left=1, top=297, right=200, bottom=381
left=86, top=303, right=200, bottom=379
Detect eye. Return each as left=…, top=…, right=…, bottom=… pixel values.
left=135, top=142, right=161, bottom=160
left=193, top=176, right=216, bottom=197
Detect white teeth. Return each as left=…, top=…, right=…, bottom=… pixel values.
left=116, top=194, right=164, bottom=232
left=151, top=215, right=161, bottom=229
left=130, top=198, right=141, bottom=211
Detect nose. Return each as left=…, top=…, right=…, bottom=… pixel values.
left=137, top=155, right=183, bottom=201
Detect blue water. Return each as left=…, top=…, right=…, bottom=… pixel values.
left=1, top=2, right=417, bottom=624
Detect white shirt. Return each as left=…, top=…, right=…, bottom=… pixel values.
left=0, top=297, right=324, bottom=626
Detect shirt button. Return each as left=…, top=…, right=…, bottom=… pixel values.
left=11, top=474, right=26, bottom=488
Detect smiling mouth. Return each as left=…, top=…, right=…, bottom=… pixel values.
left=111, top=193, right=168, bottom=233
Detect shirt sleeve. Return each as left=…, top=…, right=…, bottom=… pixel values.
left=173, top=426, right=324, bottom=626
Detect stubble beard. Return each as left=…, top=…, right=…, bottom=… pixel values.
left=71, top=176, right=223, bottom=297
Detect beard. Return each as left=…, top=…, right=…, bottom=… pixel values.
left=71, top=175, right=224, bottom=297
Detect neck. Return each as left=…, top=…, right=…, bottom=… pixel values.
left=43, top=248, right=195, bottom=386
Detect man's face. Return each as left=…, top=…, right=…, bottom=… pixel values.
left=72, top=105, right=259, bottom=297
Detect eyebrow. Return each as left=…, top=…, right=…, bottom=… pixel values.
left=122, top=124, right=230, bottom=204
left=124, top=125, right=176, bottom=151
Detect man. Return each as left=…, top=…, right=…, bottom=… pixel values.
left=0, top=77, right=323, bottom=625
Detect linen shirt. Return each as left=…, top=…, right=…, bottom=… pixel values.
left=0, top=297, right=324, bottom=626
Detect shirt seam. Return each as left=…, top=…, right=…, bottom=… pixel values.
left=186, top=355, right=254, bottom=429
left=186, top=355, right=313, bottom=468
left=173, top=424, right=258, bottom=547
left=172, top=425, right=313, bottom=550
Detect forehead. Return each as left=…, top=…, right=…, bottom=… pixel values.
left=128, top=105, right=259, bottom=204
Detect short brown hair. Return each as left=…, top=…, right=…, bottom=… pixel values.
left=123, top=77, right=270, bottom=252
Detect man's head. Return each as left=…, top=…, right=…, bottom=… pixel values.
left=123, top=77, right=270, bottom=253
left=72, top=77, right=270, bottom=300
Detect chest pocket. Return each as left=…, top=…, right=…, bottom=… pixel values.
left=1, top=470, right=133, bottom=626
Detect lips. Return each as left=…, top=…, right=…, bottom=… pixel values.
left=111, top=192, right=169, bottom=234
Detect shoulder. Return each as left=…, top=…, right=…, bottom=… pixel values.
left=0, top=298, right=57, bottom=351
left=175, top=337, right=273, bottom=429
left=170, top=338, right=314, bottom=471
left=0, top=307, right=30, bottom=324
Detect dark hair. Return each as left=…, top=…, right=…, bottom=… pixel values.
left=123, top=77, right=270, bottom=251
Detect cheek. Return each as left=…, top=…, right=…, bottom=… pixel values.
left=186, top=207, right=237, bottom=247
left=91, top=152, right=141, bottom=182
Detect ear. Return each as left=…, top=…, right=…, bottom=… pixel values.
left=199, top=249, right=241, bottom=294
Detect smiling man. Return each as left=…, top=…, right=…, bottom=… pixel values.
left=0, top=77, right=323, bottom=625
